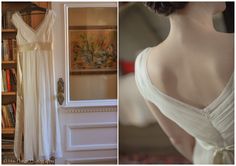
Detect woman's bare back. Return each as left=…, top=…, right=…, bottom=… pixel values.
left=147, top=32, right=234, bottom=109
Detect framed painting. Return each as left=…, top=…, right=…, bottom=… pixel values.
left=69, top=25, right=117, bottom=74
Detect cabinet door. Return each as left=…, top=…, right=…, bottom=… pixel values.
left=51, top=2, right=117, bottom=164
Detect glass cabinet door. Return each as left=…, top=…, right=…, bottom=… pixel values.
left=64, top=3, right=117, bottom=106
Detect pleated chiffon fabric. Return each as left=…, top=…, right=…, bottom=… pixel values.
left=135, top=48, right=234, bottom=164
left=11, top=10, right=62, bottom=161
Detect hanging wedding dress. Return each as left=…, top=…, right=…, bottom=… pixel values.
left=11, top=9, right=62, bottom=161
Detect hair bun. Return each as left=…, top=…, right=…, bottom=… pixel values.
left=145, top=2, right=188, bottom=16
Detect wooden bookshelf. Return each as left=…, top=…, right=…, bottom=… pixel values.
left=2, top=3, right=20, bottom=161
left=2, top=144, right=14, bottom=150
left=2, top=24, right=17, bottom=136
left=2, top=128, right=15, bottom=135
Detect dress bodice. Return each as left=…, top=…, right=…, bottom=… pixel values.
left=135, top=48, right=234, bottom=164
left=11, top=10, right=55, bottom=45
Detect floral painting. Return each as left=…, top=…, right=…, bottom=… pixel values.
left=70, top=28, right=117, bottom=74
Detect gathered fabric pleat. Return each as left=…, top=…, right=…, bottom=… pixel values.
left=135, top=48, right=234, bottom=164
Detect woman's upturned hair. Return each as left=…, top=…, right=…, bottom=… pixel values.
left=145, top=2, right=188, bottom=16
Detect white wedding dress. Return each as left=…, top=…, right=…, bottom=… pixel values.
left=11, top=10, right=62, bottom=161
left=135, top=48, right=234, bottom=164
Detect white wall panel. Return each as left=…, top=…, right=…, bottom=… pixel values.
left=66, top=122, right=117, bottom=151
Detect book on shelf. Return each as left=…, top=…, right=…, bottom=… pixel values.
left=2, top=139, right=14, bottom=144
left=2, top=151, right=16, bottom=164
left=2, top=139, right=14, bottom=151
left=2, top=69, right=16, bottom=92
left=2, top=10, right=15, bottom=29
left=6, top=69, right=11, bottom=91
left=2, top=69, right=7, bottom=92
left=2, top=39, right=17, bottom=61
left=2, top=103, right=16, bottom=128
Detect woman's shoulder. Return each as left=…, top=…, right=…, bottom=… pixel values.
left=223, top=33, right=234, bottom=45
left=147, top=42, right=178, bottom=74
left=135, top=43, right=171, bottom=67
left=146, top=42, right=183, bottom=93
left=215, top=32, right=234, bottom=46
left=217, top=32, right=234, bottom=38
left=135, top=47, right=152, bottom=74
left=211, top=32, right=234, bottom=59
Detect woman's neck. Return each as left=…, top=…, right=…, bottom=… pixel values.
left=167, top=3, right=219, bottom=42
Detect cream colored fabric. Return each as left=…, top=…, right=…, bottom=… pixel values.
left=135, top=48, right=234, bottom=164
left=11, top=10, right=62, bottom=161
left=119, top=73, right=156, bottom=126
left=18, top=42, right=52, bottom=52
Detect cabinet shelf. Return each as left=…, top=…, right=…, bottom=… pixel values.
left=2, top=29, right=17, bottom=33
left=2, top=61, right=17, bottom=65
left=2, top=128, right=15, bottom=135
left=2, top=92, right=16, bottom=96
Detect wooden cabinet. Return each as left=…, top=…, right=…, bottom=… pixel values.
left=52, top=2, right=118, bottom=164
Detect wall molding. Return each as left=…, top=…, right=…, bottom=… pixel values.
left=59, top=106, right=117, bottom=113
left=66, top=122, right=117, bottom=151
left=65, top=156, right=117, bottom=164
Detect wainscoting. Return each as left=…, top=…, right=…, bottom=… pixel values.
left=56, top=106, right=117, bottom=164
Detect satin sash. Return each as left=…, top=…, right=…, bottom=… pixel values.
left=18, top=42, right=52, bottom=52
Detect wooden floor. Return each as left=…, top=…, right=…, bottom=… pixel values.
left=119, top=123, right=190, bottom=164
left=119, top=123, right=180, bottom=155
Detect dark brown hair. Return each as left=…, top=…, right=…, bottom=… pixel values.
left=145, top=2, right=188, bottom=16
